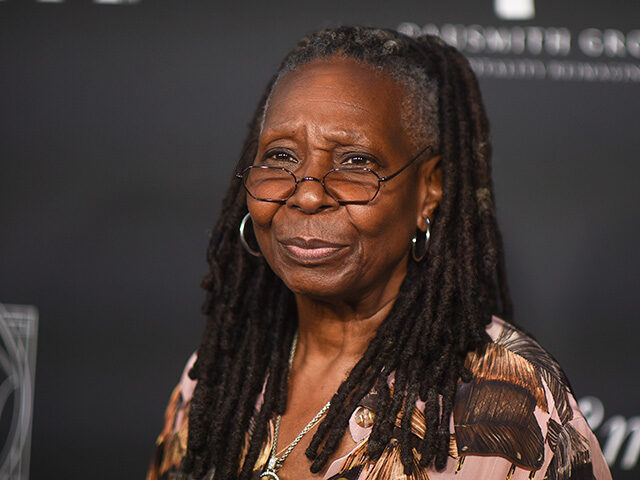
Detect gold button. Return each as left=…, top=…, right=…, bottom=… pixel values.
left=354, top=406, right=375, bottom=428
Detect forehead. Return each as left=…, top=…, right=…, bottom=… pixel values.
left=262, top=57, right=409, bottom=148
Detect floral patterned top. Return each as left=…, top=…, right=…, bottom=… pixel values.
left=147, top=317, right=611, bottom=480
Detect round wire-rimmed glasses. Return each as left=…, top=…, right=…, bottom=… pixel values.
left=236, top=145, right=432, bottom=205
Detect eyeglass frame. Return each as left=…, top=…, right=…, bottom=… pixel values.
left=235, top=145, right=433, bottom=205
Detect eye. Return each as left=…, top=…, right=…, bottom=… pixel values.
left=263, top=149, right=298, bottom=166
left=341, top=154, right=379, bottom=168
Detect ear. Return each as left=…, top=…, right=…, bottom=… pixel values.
left=416, top=155, right=442, bottom=232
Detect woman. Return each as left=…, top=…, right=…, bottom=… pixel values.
left=148, top=26, right=611, bottom=480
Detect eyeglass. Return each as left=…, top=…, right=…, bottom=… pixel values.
left=236, top=145, right=432, bottom=205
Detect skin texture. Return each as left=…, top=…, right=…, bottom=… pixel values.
left=247, top=56, right=442, bottom=479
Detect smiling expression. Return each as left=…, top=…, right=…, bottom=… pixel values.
left=247, top=56, right=440, bottom=303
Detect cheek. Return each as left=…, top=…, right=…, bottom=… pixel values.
left=346, top=197, right=417, bottom=257
left=247, top=199, right=280, bottom=254
left=247, top=200, right=279, bottom=227
left=355, top=183, right=419, bottom=232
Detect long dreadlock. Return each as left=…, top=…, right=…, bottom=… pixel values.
left=182, top=26, right=512, bottom=479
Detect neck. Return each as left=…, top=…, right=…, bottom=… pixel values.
left=292, top=259, right=407, bottom=370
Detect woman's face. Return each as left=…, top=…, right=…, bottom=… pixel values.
left=248, top=56, right=440, bottom=303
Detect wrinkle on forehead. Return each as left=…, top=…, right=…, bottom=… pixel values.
left=259, top=55, right=439, bottom=153
left=268, top=98, right=372, bottom=113
left=259, top=59, right=409, bottom=154
left=260, top=57, right=405, bottom=136
left=260, top=122, right=370, bottom=145
left=263, top=97, right=376, bottom=135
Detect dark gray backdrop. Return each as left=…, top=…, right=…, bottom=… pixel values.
left=0, top=1, right=638, bottom=478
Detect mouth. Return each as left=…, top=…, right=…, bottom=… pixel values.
left=278, top=237, right=349, bottom=263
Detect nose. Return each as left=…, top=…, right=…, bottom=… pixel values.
left=287, top=168, right=337, bottom=214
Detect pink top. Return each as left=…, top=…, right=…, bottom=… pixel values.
left=148, top=317, right=612, bottom=480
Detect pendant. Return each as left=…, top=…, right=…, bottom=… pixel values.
left=259, top=457, right=280, bottom=480
left=259, top=470, right=279, bottom=480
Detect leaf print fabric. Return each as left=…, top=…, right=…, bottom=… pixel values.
left=148, top=318, right=612, bottom=480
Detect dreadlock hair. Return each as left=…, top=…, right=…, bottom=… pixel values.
left=182, top=25, right=512, bottom=480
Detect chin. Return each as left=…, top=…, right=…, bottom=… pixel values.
left=279, top=269, right=359, bottom=301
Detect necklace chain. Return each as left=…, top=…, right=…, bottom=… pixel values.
left=260, top=333, right=331, bottom=478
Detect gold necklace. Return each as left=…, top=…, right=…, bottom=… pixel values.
left=259, top=333, right=331, bottom=480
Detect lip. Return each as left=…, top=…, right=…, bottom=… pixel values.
left=278, top=237, right=349, bottom=263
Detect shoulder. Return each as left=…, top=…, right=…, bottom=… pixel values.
left=453, top=316, right=611, bottom=479
left=147, top=353, right=197, bottom=480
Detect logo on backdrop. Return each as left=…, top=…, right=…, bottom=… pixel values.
left=398, top=11, right=640, bottom=82
left=494, top=0, right=535, bottom=21
left=579, top=396, right=640, bottom=471
left=0, top=304, right=38, bottom=479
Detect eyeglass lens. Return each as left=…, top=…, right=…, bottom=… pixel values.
left=243, top=167, right=380, bottom=203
